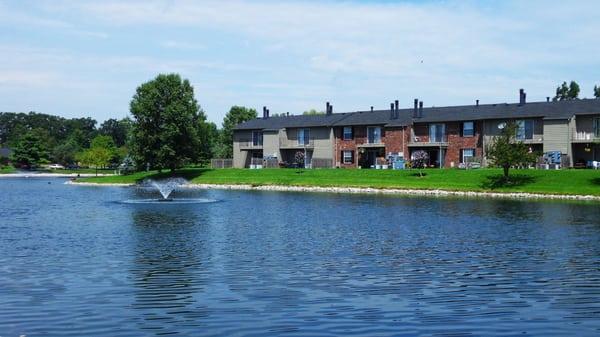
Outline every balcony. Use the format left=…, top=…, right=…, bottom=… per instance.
left=357, top=140, right=385, bottom=148
left=408, top=135, right=448, bottom=147
left=572, top=132, right=600, bottom=143
left=279, top=137, right=315, bottom=149
left=239, top=140, right=263, bottom=150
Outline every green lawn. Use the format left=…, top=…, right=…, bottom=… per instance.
left=77, top=168, right=600, bottom=196
left=0, top=165, right=16, bottom=174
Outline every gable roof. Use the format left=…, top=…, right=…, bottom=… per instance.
left=234, top=99, right=600, bottom=130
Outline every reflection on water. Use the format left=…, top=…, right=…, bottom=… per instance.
left=1, top=179, right=600, bottom=336
left=129, top=210, right=210, bottom=334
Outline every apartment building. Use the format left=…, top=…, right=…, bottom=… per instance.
left=233, top=91, right=600, bottom=169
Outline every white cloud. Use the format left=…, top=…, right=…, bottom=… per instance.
left=1, top=0, right=600, bottom=122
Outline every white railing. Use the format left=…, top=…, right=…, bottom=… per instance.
left=572, top=132, right=599, bottom=141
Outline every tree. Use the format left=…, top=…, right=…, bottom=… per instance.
left=129, top=73, right=202, bottom=171
left=99, top=118, right=132, bottom=147
left=10, top=130, right=50, bottom=168
left=52, top=139, right=81, bottom=166
left=197, top=114, right=219, bottom=165
left=553, top=81, right=580, bottom=101
left=78, top=147, right=112, bottom=176
left=90, top=135, right=122, bottom=165
left=302, top=109, right=325, bottom=115
left=220, top=106, right=257, bottom=158
left=485, top=122, right=537, bottom=179
left=594, top=85, right=600, bottom=98
left=411, top=150, right=429, bottom=177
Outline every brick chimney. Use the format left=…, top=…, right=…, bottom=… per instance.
left=370, top=106, right=374, bottom=112
left=390, top=103, right=395, bottom=119
left=263, top=106, right=269, bottom=118
left=326, top=102, right=331, bottom=115
left=476, top=99, right=479, bottom=106
left=419, top=101, right=423, bottom=118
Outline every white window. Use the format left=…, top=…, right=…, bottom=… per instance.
left=252, top=131, right=263, bottom=146
left=343, top=150, right=353, bottom=164
left=343, top=126, right=353, bottom=140
left=594, top=117, right=600, bottom=138
left=462, top=148, right=475, bottom=163
left=429, top=124, right=446, bottom=142
left=462, top=121, right=474, bottom=137
left=367, top=127, right=381, bottom=144
left=516, top=120, right=534, bottom=140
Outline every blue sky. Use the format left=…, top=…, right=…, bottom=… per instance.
left=1, top=0, right=599, bottom=125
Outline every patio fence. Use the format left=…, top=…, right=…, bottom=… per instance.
left=211, top=158, right=233, bottom=169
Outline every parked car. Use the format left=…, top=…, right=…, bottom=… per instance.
left=47, top=164, right=65, bottom=170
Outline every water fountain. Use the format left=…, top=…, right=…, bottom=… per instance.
left=121, top=177, right=218, bottom=204
left=148, top=177, right=188, bottom=201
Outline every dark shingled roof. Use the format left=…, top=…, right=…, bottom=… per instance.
left=234, top=99, right=600, bottom=130
left=234, top=112, right=352, bottom=130
left=408, top=99, right=600, bottom=123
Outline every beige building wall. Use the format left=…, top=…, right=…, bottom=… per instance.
left=233, top=130, right=252, bottom=168
left=281, top=127, right=335, bottom=167
left=262, top=130, right=280, bottom=159
left=543, top=119, right=570, bottom=154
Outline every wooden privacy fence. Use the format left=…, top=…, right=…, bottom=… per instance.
left=211, top=158, right=233, bottom=169
left=311, top=158, right=333, bottom=168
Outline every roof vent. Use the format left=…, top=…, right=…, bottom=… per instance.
left=390, top=103, right=395, bottom=119
left=370, top=106, right=374, bottom=112
left=263, top=106, right=269, bottom=119
left=546, top=97, right=550, bottom=102
left=419, top=101, right=424, bottom=118
left=476, top=99, right=479, bottom=107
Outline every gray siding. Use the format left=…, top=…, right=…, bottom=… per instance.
left=543, top=119, right=570, bottom=154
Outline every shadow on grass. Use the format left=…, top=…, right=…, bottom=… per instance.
left=134, top=168, right=212, bottom=184
left=409, top=172, right=427, bottom=177
left=481, top=174, right=536, bottom=190
left=592, top=177, right=600, bottom=186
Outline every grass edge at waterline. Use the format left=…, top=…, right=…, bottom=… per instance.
left=74, top=168, right=600, bottom=197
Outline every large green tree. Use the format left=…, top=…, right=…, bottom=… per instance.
left=553, top=81, right=580, bottom=101
left=129, top=73, right=202, bottom=171
left=99, top=118, right=132, bottom=147
left=485, top=122, right=537, bottom=179
left=10, top=130, right=50, bottom=168
left=220, top=106, right=257, bottom=158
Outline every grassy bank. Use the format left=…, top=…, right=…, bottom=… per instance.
left=77, top=168, right=600, bottom=196
left=0, top=165, right=16, bottom=174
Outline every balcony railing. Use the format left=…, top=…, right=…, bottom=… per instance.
left=409, top=135, right=448, bottom=145
left=572, top=132, right=600, bottom=142
left=279, top=137, right=315, bottom=148
left=239, top=140, right=263, bottom=149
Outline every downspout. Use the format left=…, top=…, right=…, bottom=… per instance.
left=482, top=120, right=486, bottom=167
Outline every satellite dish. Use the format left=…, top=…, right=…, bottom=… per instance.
left=498, top=122, right=506, bottom=129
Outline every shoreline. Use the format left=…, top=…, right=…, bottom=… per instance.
left=0, top=173, right=115, bottom=178
left=66, top=181, right=600, bottom=201
left=1, top=173, right=115, bottom=178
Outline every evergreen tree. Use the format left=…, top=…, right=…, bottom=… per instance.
left=10, top=130, right=50, bottom=168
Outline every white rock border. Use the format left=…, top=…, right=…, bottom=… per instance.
left=67, top=181, right=600, bottom=201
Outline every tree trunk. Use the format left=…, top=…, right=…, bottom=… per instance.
left=503, top=165, right=509, bottom=179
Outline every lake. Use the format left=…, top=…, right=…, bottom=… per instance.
left=1, top=178, right=600, bottom=336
